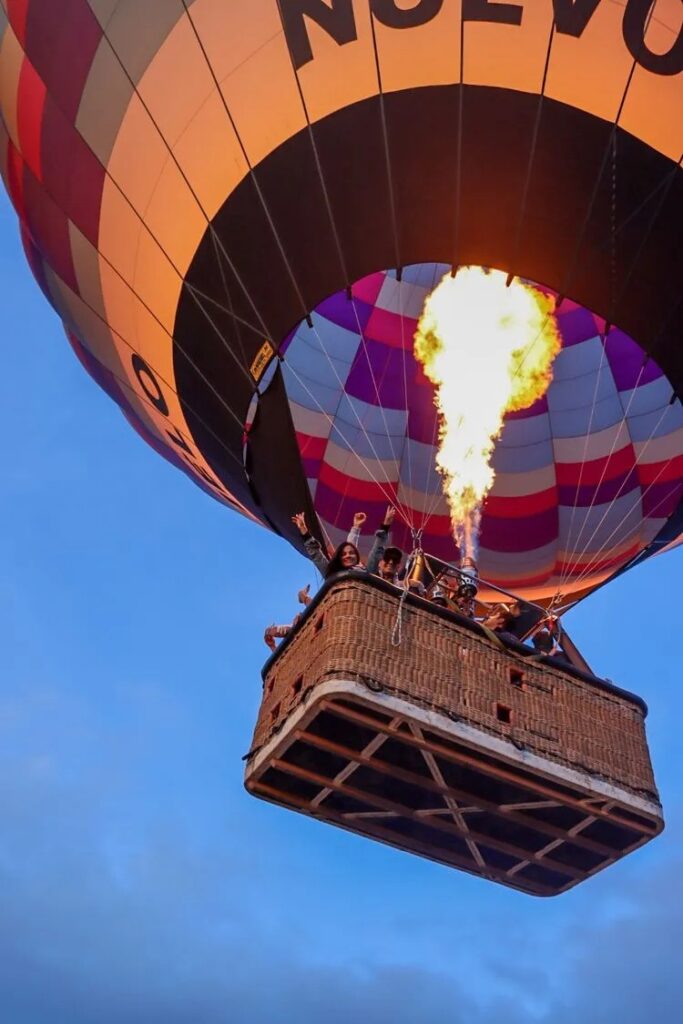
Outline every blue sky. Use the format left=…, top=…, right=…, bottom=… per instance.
left=1, top=188, right=681, bottom=1023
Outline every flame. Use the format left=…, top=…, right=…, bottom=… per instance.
left=414, top=267, right=561, bottom=560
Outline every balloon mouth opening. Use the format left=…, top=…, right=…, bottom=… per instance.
left=273, top=262, right=681, bottom=602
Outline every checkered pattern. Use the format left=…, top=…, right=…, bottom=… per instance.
left=282, top=264, right=683, bottom=599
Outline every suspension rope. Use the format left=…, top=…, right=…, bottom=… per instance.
left=559, top=354, right=654, bottom=589
left=180, top=0, right=316, bottom=334
left=0, top=109, right=264, bottom=465
left=568, top=455, right=681, bottom=598
left=557, top=4, right=657, bottom=317
left=612, top=151, right=683, bottom=316
left=347, top=292, right=405, bottom=497
left=0, top=3, right=276, bottom=434
left=296, top=304, right=416, bottom=527
left=368, top=3, right=402, bottom=275
left=391, top=584, right=410, bottom=647
left=395, top=270, right=417, bottom=531
left=610, top=131, right=618, bottom=321
left=417, top=263, right=448, bottom=531
left=557, top=329, right=613, bottom=590
left=184, top=0, right=417, bottom=532
left=48, top=299, right=257, bottom=508
left=367, top=4, right=415, bottom=530
left=508, top=19, right=556, bottom=273
left=565, top=398, right=680, bottom=593
left=282, top=354, right=410, bottom=522
left=273, top=0, right=350, bottom=288
left=452, top=16, right=466, bottom=268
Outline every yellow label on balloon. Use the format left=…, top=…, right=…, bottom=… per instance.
left=251, top=341, right=275, bottom=383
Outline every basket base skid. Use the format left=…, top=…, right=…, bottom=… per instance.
left=245, top=680, right=663, bottom=896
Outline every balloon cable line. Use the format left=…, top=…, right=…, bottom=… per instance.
left=611, top=151, right=683, bottom=322
left=507, top=19, right=556, bottom=275
left=273, top=0, right=350, bottom=288
left=282, top=352, right=412, bottom=524
left=0, top=79, right=267, bottom=506
left=368, top=2, right=402, bottom=277
left=0, top=115, right=261, bottom=464
left=558, top=330, right=611, bottom=589
left=0, top=4, right=267, bottom=409
left=347, top=292, right=407, bottom=503
left=4, top=0, right=415, bottom=536
left=508, top=135, right=683, bottom=393
left=368, top=4, right=416, bottom=529
left=293, top=316, right=415, bottom=526
left=567, top=455, right=681, bottom=601
left=556, top=2, right=656, bottom=322
left=508, top=3, right=660, bottom=396
left=271, top=0, right=413, bottom=527
left=395, top=271, right=417, bottom=532
left=563, top=397, right=680, bottom=594
left=96, top=19, right=277, bottom=350
left=452, top=14, right=466, bottom=268
left=179, top=0, right=316, bottom=337
left=416, top=262, right=449, bottom=531
left=558, top=345, right=652, bottom=588
left=208, top=230, right=250, bottom=371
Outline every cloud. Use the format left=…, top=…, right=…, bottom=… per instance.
left=2, top=680, right=682, bottom=1024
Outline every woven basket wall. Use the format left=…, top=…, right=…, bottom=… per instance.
left=253, top=578, right=657, bottom=800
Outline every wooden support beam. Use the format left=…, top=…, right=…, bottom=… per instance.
left=248, top=778, right=557, bottom=897
left=271, top=757, right=583, bottom=881
left=295, top=724, right=615, bottom=859
left=323, top=698, right=657, bottom=838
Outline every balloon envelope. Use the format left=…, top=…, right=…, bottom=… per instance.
left=1, top=0, right=682, bottom=600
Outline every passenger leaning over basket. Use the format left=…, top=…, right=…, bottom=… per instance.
left=292, top=510, right=364, bottom=577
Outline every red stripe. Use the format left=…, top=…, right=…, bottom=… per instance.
left=296, top=431, right=327, bottom=460
left=17, top=58, right=45, bottom=181
left=483, top=487, right=557, bottom=519
left=637, top=453, right=683, bottom=486
left=495, top=568, right=556, bottom=590
left=319, top=460, right=395, bottom=502
left=7, top=0, right=29, bottom=45
left=556, top=540, right=640, bottom=578
left=555, top=444, right=634, bottom=487
left=364, top=306, right=417, bottom=349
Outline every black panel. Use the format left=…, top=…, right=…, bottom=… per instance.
left=174, top=84, right=683, bottom=519
left=246, top=365, right=323, bottom=547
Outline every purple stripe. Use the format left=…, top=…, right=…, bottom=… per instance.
left=302, top=457, right=322, bottom=478
left=345, top=339, right=413, bottom=409
left=556, top=306, right=601, bottom=346
left=605, top=329, right=663, bottom=391
left=557, top=472, right=640, bottom=507
left=407, top=380, right=440, bottom=444
left=316, top=291, right=373, bottom=334
left=480, top=506, right=558, bottom=552
left=641, top=480, right=683, bottom=519
left=506, top=397, right=549, bottom=420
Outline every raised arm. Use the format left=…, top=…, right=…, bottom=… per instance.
left=347, top=511, right=366, bottom=549
left=366, top=506, right=396, bottom=575
left=292, top=512, right=329, bottom=575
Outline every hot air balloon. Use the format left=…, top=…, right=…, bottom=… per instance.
left=2, top=0, right=680, bottom=894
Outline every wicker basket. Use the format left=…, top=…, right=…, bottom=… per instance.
left=245, top=574, right=663, bottom=896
